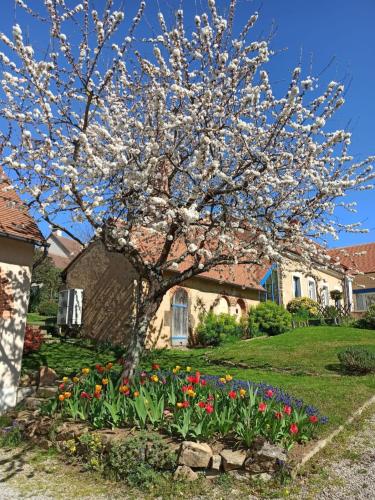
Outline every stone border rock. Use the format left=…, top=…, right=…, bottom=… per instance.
left=291, top=393, right=375, bottom=477
left=176, top=439, right=287, bottom=481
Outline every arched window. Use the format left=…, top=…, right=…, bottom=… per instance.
left=213, top=295, right=230, bottom=315
left=235, top=299, right=246, bottom=319
left=171, top=288, right=189, bottom=346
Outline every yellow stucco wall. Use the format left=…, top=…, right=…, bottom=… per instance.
left=148, top=276, right=260, bottom=348
left=0, top=236, right=34, bottom=413
left=280, top=258, right=344, bottom=307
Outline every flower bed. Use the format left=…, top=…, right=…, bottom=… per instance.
left=44, top=362, right=326, bottom=450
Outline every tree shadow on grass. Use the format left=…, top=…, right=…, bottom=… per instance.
left=325, top=363, right=370, bottom=376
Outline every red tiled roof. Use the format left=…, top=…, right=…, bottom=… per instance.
left=328, top=242, right=375, bottom=274
left=0, top=168, right=44, bottom=244
left=47, top=232, right=83, bottom=269
left=51, top=233, right=82, bottom=256
left=49, top=253, right=72, bottom=270
left=128, top=227, right=269, bottom=291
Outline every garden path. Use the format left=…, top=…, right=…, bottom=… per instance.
left=296, top=406, right=375, bottom=499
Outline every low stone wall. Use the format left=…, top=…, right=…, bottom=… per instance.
left=175, top=439, right=287, bottom=481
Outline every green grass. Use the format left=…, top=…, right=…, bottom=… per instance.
left=22, top=340, right=117, bottom=376
left=21, top=326, right=375, bottom=435
left=27, top=313, right=53, bottom=326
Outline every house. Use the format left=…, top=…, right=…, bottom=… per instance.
left=62, top=237, right=349, bottom=349
left=0, top=168, right=45, bottom=413
left=46, top=230, right=82, bottom=270
left=328, top=242, right=375, bottom=313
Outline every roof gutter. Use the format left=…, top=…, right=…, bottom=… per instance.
left=0, top=230, right=48, bottom=248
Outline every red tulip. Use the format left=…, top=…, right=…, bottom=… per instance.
left=198, top=401, right=206, bottom=408
left=290, top=423, right=298, bottom=434
left=205, top=404, right=214, bottom=414
left=274, top=411, right=282, bottom=420
left=228, top=390, right=237, bottom=399
left=258, top=402, right=267, bottom=412
left=283, top=405, right=292, bottom=416
left=265, top=389, right=274, bottom=398
left=309, top=415, right=318, bottom=423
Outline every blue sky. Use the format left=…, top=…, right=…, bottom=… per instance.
left=1, top=0, right=374, bottom=247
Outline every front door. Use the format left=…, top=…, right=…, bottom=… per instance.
left=171, top=288, right=188, bottom=346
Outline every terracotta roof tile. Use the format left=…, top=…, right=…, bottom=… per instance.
left=0, top=168, right=44, bottom=244
left=51, top=233, right=82, bottom=256
left=328, top=242, right=375, bottom=274
left=49, top=253, right=72, bottom=270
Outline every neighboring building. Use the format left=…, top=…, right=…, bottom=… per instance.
left=46, top=230, right=82, bottom=269
left=329, top=242, right=375, bottom=313
left=62, top=239, right=348, bottom=349
left=0, top=168, right=45, bottom=413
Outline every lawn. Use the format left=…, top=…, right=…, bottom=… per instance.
left=27, top=313, right=50, bottom=326
left=22, top=326, right=375, bottom=434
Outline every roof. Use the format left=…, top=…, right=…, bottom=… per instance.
left=49, top=254, right=73, bottom=270
left=65, top=227, right=269, bottom=291
left=49, top=232, right=82, bottom=256
left=328, top=242, right=375, bottom=274
left=0, top=168, right=44, bottom=245
left=47, top=231, right=83, bottom=269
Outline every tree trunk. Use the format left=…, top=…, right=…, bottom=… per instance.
left=121, top=293, right=164, bottom=380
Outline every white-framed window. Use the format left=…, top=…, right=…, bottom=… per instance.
left=355, top=292, right=375, bottom=311
left=321, top=285, right=329, bottom=306
left=293, top=276, right=301, bottom=298
left=308, top=280, right=317, bottom=301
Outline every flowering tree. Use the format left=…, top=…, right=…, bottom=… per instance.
left=0, top=0, right=373, bottom=375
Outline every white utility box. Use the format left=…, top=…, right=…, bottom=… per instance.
left=57, top=288, right=83, bottom=326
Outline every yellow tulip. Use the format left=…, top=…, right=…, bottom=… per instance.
left=72, top=377, right=79, bottom=384
left=81, top=368, right=90, bottom=375
left=239, top=388, right=246, bottom=398
left=95, top=385, right=102, bottom=393
left=133, top=391, right=140, bottom=397
left=102, top=378, right=109, bottom=385
left=58, top=394, right=65, bottom=401
left=176, top=402, right=183, bottom=408
left=186, top=366, right=192, bottom=372
left=225, top=374, right=233, bottom=382
left=150, top=374, right=159, bottom=383
left=64, top=391, right=71, bottom=399
left=62, top=377, right=69, bottom=383
left=219, top=377, right=226, bottom=384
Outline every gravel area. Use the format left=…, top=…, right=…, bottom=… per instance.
left=298, top=410, right=375, bottom=500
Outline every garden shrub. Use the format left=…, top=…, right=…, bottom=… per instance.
left=338, top=347, right=375, bottom=374
left=287, top=297, right=319, bottom=317
left=196, top=312, right=243, bottom=346
left=356, top=304, right=375, bottom=329
left=323, top=305, right=339, bottom=322
left=38, top=300, right=58, bottom=317
left=106, top=433, right=176, bottom=487
left=330, top=289, right=343, bottom=303
left=249, top=301, right=292, bottom=336
left=23, top=325, right=44, bottom=355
